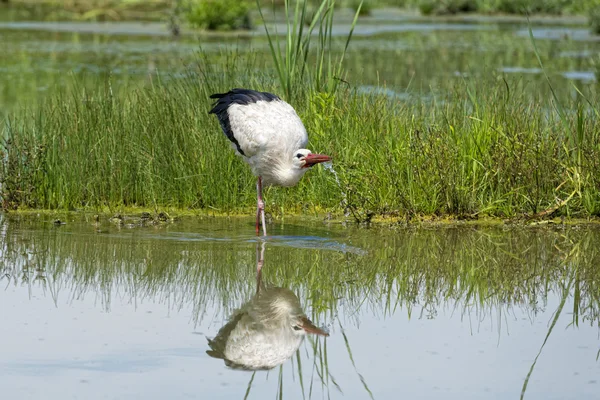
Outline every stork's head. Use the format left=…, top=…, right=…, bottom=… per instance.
left=269, top=149, right=331, bottom=187
left=290, top=315, right=330, bottom=337
left=292, top=149, right=332, bottom=170
left=266, top=288, right=330, bottom=337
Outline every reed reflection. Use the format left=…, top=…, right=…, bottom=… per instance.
left=206, top=241, right=329, bottom=370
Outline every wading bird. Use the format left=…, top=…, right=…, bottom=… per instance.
left=206, top=285, right=329, bottom=370
left=206, top=243, right=328, bottom=370
left=209, top=89, right=331, bottom=236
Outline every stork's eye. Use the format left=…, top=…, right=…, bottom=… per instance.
left=292, top=325, right=302, bottom=331
left=296, top=153, right=304, bottom=158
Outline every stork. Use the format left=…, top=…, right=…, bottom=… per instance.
left=206, top=285, right=329, bottom=370
left=209, top=88, right=331, bottom=236
left=206, top=242, right=329, bottom=370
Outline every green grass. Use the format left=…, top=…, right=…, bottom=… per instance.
left=4, top=0, right=600, bottom=37
left=258, top=0, right=362, bottom=100
left=2, top=63, right=600, bottom=219
left=394, top=0, right=600, bottom=16
left=185, top=0, right=253, bottom=31
left=591, top=6, right=600, bottom=34
left=0, top=0, right=171, bottom=21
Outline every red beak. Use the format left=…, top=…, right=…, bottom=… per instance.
left=303, top=153, right=332, bottom=168
left=300, top=316, right=330, bottom=336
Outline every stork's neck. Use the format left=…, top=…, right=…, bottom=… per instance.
left=270, top=165, right=307, bottom=187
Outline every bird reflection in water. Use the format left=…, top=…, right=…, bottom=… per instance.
left=206, top=242, right=329, bottom=370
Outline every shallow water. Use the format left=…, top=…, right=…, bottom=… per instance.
left=0, top=214, right=598, bottom=399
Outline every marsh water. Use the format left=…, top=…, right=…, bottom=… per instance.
left=1, top=10, right=600, bottom=119
left=0, top=214, right=599, bottom=399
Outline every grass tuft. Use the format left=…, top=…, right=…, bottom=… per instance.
left=257, top=0, right=362, bottom=101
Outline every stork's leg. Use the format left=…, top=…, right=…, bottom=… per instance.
left=256, top=178, right=261, bottom=235
left=256, top=241, right=265, bottom=295
left=256, top=176, right=267, bottom=236
left=261, top=205, right=267, bottom=237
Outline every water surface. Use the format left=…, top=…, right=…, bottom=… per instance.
left=1, top=215, right=598, bottom=399
left=1, top=15, right=599, bottom=118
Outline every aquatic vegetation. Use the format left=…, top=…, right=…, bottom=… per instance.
left=1, top=1, right=599, bottom=220
left=495, top=0, right=568, bottom=15
left=416, top=0, right=436, bottom=15
left=409, top=0, right=599, bottom=16
left=418, top=0, right=479, bottom=16
left=350, top=0, right=373, bottom=15
left=0, top=0, right=170, bottom=21
left=4, top=0, right=599, bottom=24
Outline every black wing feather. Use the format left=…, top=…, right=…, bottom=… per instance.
left=208, top=89, right=280, bottom=156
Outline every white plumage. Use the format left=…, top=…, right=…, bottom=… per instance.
left=227, top=99, right=308, bottom=186
left=206, top=285, right=328, bottom=370
left=209, top=89, right=331, bottom=235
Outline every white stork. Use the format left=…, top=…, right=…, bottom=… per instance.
left=209, top=88, right=331, bottom=236
left=206, top=285, right=329, bottom=370
left=206, top=242, right=328, bottom=370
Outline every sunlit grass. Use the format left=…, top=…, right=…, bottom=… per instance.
left=2, top=65, right=599, bottom=219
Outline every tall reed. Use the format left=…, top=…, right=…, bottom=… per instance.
left=257, top=0, right=362, bottom=100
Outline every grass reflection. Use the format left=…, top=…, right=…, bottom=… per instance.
left=1, top=216, right=599, bottom=329
left=0, top=215, right=599, bottom=397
